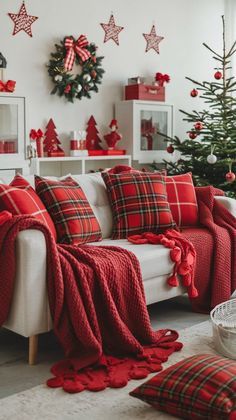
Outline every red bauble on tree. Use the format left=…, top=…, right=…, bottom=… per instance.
left=167, top=145, right=174, bottom=153
left=43, top=119, right=65, bottom=157
left=188, top=131, right=197, bottom=139
left=194, top=121, right=203, bottom=130
left=190, top=89, right=198, bottom=97
left=86, top=116, right=103, bottom=150
left=225, top=171, right=236, bottom=183
left=214, top=71, right=222, bottom=80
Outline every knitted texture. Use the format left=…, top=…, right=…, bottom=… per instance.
left=0, top=214, right=182, bottom=393
left=185, top=186, right=236, bottom=312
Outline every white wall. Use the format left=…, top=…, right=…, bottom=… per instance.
left=0, top=0, right=225, bottom=155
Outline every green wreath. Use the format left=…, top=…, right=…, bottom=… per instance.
left=47, top=35, right=105, bottom=103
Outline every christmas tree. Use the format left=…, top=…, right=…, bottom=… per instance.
left=159, top=16, right=236, bottom=197
left=86, top=115, right=102, bottom=150
left=44, top=118, right=65, bottom=156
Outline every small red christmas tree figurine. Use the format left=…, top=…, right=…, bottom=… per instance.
left=43, top=118, right=65, bottom=157
left=86, top=115, right=103, bottom=150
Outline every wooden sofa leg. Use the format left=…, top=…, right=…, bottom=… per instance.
left=29, top=335, right=38, bottom=365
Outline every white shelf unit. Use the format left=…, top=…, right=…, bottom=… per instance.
left=30, top=155, right=132, bottom=176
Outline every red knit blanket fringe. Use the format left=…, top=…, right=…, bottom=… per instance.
left=0, top=212, right=182, bottom=394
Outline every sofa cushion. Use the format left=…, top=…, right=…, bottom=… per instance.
left=102, top=171, right=175, bottom=239
left=130, top=354, right=236, bottom=419
left=35, top=175, right=102, bottom=244
left=0, top=174, right=57, bottom=239
left=166, top=173, right=198, bottom=226
left=87, top=238, right=174, bottom=280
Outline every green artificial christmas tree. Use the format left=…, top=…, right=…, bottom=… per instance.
left=157, top=16, right=236, bottom=197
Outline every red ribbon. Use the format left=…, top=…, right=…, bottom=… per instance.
left=0, top=80, right=16, bottom=92
left=155, top=72, right=170, bottom=87
left=64, top=35, right=91, bottom=71
left=30, top=129, right=44, bottom=140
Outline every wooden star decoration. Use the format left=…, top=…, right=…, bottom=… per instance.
left=143, top=25, right=164, bottom=54
left=8, top=1, right=38, bottom=37
left=100, top=14, right=124, bottom=45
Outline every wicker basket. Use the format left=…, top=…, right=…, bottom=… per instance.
left=210, top=298, right=236, bottom=359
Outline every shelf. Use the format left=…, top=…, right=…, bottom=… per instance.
left=30, top=155, right=132, bottom=176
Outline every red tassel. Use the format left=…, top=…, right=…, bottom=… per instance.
left=182, top=274, right=191, bottom=287
left=178, top=261, right=190, bottom=275
left=167, top=274, right=179, bottom=287
left=47, top=376, right=64, bottom=388
left=189, top=285, right=198, bottom=298
left=170, top=247, right=181, bottom=262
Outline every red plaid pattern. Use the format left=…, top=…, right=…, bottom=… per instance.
left=35, top=176, right=102, bottom=245
left=130, top=354, right=236, bottom=419
left=102, top=171, right=175, bottom=239
left=0, top=174, right=57, bottom=239
left=165, top=173, right=198, bottom=226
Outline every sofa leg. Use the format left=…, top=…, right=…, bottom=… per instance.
left=29, top=335, right=38, bottom=365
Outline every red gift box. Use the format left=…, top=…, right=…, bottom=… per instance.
left=125, top=84, right=165, bottom=101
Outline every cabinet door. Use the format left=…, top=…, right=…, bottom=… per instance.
left=133, top=102, right=173, bottom=163
left=0, top=96, right=26, bottom=169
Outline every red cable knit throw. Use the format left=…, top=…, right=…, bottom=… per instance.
left=0, top=215, right=182, bottom=394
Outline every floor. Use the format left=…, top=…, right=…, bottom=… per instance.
left=0, top=295, right=208, bottom=400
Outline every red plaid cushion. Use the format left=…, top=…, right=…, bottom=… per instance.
left=102, top=171, right=175, bottom=239
left=0, top=174, right=57, bottom=239
left=35, top=176, right=102, bottom=244
left=130, top=354, right=236, bottom=419
left=165, top=173, right=198, bottom=226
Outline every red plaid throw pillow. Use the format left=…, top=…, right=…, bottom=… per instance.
left=165, top=173, right=198, bottom=226
left=102, top=171, right=175, bottom=239
left=130, top=354, right=236, bottom=419
left=0, top=174, right=57, bottom=239
left=35, top=176, right=102, bottom=244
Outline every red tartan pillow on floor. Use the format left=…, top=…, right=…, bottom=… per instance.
left=101, top=171, right=175, bottom=239
left=165, top=173, right=198, bottom=226
left=35, top=176, right=102, bottom=244
left=0, top=174, right=57, bottom=239
left=130, top=354, right=236, bottom=420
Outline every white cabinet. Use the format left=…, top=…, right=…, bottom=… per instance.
left=115, top=100, right=174, bottom=163
left=30, top=155, right=132, bottom=176
left=0, top=95, right=26, bottom=172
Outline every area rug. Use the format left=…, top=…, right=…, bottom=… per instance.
left=0, top=321, right=218, bottom=420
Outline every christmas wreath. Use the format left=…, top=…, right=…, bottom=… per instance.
left=47, top=35, right=105, bottom=102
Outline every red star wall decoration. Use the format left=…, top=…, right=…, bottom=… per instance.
left=143, top=25, right=164, bottom=54
left=100, top=14, right=124, bottom=45
left=8, top=1, right=38, bottom=37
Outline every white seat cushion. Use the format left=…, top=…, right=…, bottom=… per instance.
left=87, top=238, right=174, bottom=280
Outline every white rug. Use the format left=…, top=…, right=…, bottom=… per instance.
left=0, top=321, right=217, bottom=420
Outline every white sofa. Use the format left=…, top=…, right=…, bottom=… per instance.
left=1, top=172, right=236, bottom=364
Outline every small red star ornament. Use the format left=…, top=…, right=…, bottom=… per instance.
left=143, top=25, right=164, bottom=54
left=100, top=14, right=124, bottom=45
left=8, top=1, right=38, bottom=37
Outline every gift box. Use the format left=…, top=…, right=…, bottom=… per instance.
left=125, top=84, right=165, bottom=101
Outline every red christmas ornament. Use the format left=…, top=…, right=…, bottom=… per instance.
left=64, top=85, right=71, bottom=94
left=100, top=14, right=124, bottom=45
left=86, top=116, right=103, bottom=150
left=8, top=2, right=38, bottom=37
left=225, top=171, right=236, bottom=183
left=194, top=121, right=203, bottom=130
left=43, top=119, right=65, bottom=157
left=188, top=131, right=197, bottom=140
left=214, top=71, right=222, bottom=80
left=143, top=25, right=164, bottom=54
left=190, top=89, right=198, bottom=97
left=104, top=119, right=122, bottom=150
left=167, top=145, right=174, bottom=153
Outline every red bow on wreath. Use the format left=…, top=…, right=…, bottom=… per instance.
left=30, top=129, right=44, bottom=140
left=0, top=80, right=16, bottom=93
left=155, top=72, right=170, bottom=87
left=64, top=35, right=91, bottom=71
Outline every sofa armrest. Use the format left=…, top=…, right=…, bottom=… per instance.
left=3, top=229, right=52, bottom=337
left=215, top=196, right=236, bottom=217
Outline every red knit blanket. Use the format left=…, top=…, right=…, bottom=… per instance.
left=189, top=186, right=236, bottom=312
left=0, top=212, right=182, bottom=393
